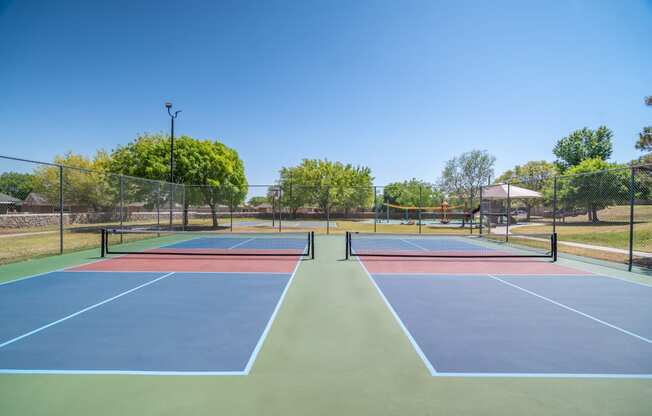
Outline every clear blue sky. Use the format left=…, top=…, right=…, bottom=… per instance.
left=1, top=0, right=651, bottom=185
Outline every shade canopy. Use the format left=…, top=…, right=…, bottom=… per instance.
left=481, top=184, right=542, bottom=200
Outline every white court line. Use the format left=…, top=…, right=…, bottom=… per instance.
left=242, top=259, right=302, bottom=374
left=0, top=272, right=175, bottom=349
left=64, top=269, right=293, bottom=275
left=0, top=369, right=247, bottom=376
left=227, top=237, right=257, bottom=250
left=0, top=251, right=134, bottom=287
left=431, top=372, right=652, bottom=379
left=488, top=274, right=652, bottom=344
left=356, top=257, right=438, bottom=375
left=400, top=239, right=429, bottom=251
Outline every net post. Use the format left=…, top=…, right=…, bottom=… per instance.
left=100, top=229, right=105, bottom=258
left=345, top=231, right=349, bottom=260
left=628, top=166, right=635, bottom=271
left=59, top=165, right=64, bottom=254
left=311, top=231, right=315, bottom=259
left=506, top=183, right=510, bottom=243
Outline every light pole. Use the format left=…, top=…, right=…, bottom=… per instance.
left=165, top=102, right=182, bottom=184
left=165, top=102, right=181, bottom=228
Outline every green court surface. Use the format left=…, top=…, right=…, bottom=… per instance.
left=1, top=235, right=651, bottom=415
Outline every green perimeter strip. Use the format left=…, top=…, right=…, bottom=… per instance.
left=1, top=235, right=651, bottom=415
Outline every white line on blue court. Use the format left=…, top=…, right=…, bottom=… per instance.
left=0, top=369, right=248, bottom=376
left=0, top=252, right=133, bottom=287
left=488, top=274, right=652, bottom=344
left=242, top=259, right=302, bottom=374
left=400, top=239, right=429, bottom=251
left=357, top=258, right=438, bottom=375
left=0, top=272, right=176, bottom=349
left=228, top=237, right=257, bottom=250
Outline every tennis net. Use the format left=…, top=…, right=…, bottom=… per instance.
left=101, top=229, right=314, bottom=258
left=346, top=232, right=556, bottom=260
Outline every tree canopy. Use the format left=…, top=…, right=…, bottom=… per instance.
left=557, top=158, right=628, bottom=223
left=32, top=151, right=114, bottom=211
left=109, top=133, right=247, bottom=226
left=440, top=150, right=495, bottom=205
left=275, top=159, right=373, bottom=216
left=553, top=126, right=613, bottom=172
left=382, top=179, right=442, bottom=207
left=635, top=96, right=652, bottom=152
left=0, top=172, right=36, bottom=200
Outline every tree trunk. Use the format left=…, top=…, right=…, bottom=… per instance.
left=591, top=204, right=599, bottom=223
left=208, top=203, right=219, bottom=227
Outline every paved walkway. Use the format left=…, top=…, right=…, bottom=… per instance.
left=491, top=224, right=652, bottom=259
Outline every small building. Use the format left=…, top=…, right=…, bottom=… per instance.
left=21, top=192, right=56, bottom=213
left=0, top=193, right=21, bottom=214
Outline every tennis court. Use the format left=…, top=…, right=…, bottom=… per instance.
left=0, top=231, right=313, bottom=374
left=348, top=232, right=652, bottom=378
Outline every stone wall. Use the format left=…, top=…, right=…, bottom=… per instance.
left=0, top=213, right=117, bottom=229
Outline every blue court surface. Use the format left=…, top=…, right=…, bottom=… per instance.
left=162, top=236, right=309, bottom=250
left=369, top=273, right=652, bottom=378
left=351, top=237, right=488, bottom=252
left=0, top=270, right=295, bottom=374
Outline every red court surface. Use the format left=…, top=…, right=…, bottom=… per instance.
left=360, top=257, right=591, bottom=275
left=71, top=254, right=302, bottom=273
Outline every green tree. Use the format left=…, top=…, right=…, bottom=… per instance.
left=383, top=179, right=442, bottom=207
left=0, top=172, right=36, bottom=200
left=496, top=161, right=557, bottom=220
left=634, top=96, right=652, bottom=152
left=109, top=133, right=247, bottom=227
left=558, top=158, right=629, bottom=223
left=32, top=152, right=115, bottom=211
left=275, top=159, right=373, bottom=217
left=248, top=196, right=270, bottom=207
left=553, top=126, right=613, bottom=172
left=440, top=150, right=495, bottom=207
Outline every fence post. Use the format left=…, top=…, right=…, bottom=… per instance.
left=418, top=185, right=422, bottom=234
left=552, top=176, right=557, bottom=235
left=119, top=174, right=124, bottom=243
left=326, top=186, right=330, bottom=235
left=479, top=186, right=483, bottom=235
left=506, top=183, right=510, bottom=242
left=169, top=182, right=174, bottom=228
left=373, top=186, right=377, bottom=233
left=59, top=165, right=64, bottom=254
left=181, top=185, right=186, bottom=231
left=628, top=166, right=635, bottom=271
left=279, top=188, right=283, bottom=233
left=156, top=182, right=161, bottom=230
left=230, top=189, right=234, bottom=232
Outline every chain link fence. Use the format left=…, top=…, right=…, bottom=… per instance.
left=2, top=154, right=652, bottom=271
